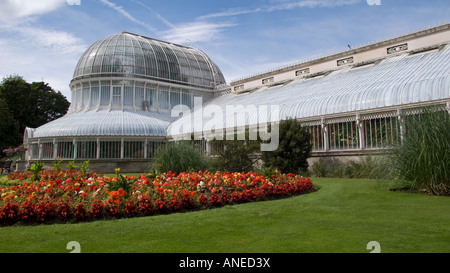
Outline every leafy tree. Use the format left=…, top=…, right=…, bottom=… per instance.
left=29, top=81, right=70, bottom=127
left=262, top=119, right=312, bottom=174
left=0, top=98, right=20, bottom=158
left=0, top=75, right=69, bottom=150
left=0, top=75, right=32, bottom=135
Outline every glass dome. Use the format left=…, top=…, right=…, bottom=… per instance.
left=31, top=32, right=230, bottom=139
left=72, top=32, right=226, bottom=88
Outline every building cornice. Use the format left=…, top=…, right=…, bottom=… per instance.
left=230, top=23, right=450, bottom=88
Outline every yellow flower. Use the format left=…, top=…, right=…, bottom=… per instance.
left=115, top=168, right=121, bottom=174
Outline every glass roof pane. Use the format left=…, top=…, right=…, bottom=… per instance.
left=73, top=32, right=225, bottom=88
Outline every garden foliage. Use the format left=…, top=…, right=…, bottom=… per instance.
left=262, top=119, right=312, bottom=174
left=0, top=169, right=313, bottom=225
left=390, top=107, right=450, bottom=195
left=310, top=156, right=393, bottom=180
left=151, top=141, right=208, bottom=174
left=0, top=75, right=69, bottom=154
left=210, top=132, right=260, bottom=173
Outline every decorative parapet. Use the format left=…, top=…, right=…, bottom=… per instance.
left=387, top=43, right=408, bottom=54
left=230, top=22, right=449, bottom=90
left=337, top=57, right=354, bottom=66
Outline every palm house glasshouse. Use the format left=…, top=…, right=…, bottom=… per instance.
left=24, top=32, right=227, bottom=171
left=24, top=23, right=450, bottom=172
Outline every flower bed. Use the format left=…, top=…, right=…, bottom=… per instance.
left=0, top=169, right=313, bottom=225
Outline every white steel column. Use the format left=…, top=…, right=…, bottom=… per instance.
left=73, top=138, right=77, bottom=159
left=321, top=118, right=329, bottom=152
left=356, top=114, right=365, bottom=150
left=53, top=138, right=57, bottom=160
left=96, top=138, right=100, bottom=159
left=397, top=109, right=404, bottom=144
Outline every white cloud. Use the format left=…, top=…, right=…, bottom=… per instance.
left=266, top=0, right=362, bottom=10
left=197, top=7, right=261, bottom=20
left=0, top=24, right=87, bottom=100
left=161, top=21, right=236, bottom=44
left=198, top=0, right=361, bottom=19
left=0, top=0, right=66, bottom=23
left=0, top=0, right=88, bottom=101
left=0, top=37, right=77, bottom=100
left=99, top=0, right=157, bottom=33
left=13, top=25, right=87, bottom=55
left=131, top=0, right=175, bottom=29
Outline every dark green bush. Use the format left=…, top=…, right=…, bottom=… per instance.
left=210, top=134, right=260, bottom=173
left=262, top=119, right=312, bottom=174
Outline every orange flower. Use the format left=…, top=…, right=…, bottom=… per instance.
left=117, top=188, right=127, bottom=197
left=80, top=191, right=88, bottom=200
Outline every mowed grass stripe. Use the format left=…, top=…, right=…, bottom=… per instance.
left=0, top=178, right=449, bottom=253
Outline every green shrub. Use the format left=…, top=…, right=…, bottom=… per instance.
left=105, top=168, right=137, bottom=194
left=80, top=160, right=90, bottom=177
left=311, top=159, right=327, bottom=177
left=262, top=119, right=312, bottom=174
left=52, top=157, right=63, bottom=172
left=0, top=176, right=23, bottom=186
left=30, top=161, right=45, bottom=181
left=390, top=107, right=450, bottom=195
left=151, top=141, right=208, bottom=174
left=346, top=155, right=393, bottom=180
left=260, top=166, right=278, bottom=177
left=210, top=134, right=260, bottom=173
left=67, top=161, right=78, bottom=171
left=310, top=156, right=392, bottom=179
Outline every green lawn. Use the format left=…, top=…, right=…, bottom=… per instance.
left=0, top=177, right=449, bottom=253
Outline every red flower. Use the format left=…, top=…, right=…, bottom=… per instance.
left=34, top=200, right=56, bottom=223
left=124, top=199, right=137, bottom=217
left=168, top=196, right=181, bottom=212
left=90, top=199, right=104, bottom=219
left=231, top=191, right=240, bottom=203
left=154, top=198, right=165, bottom=211
left=198, top=194, right=208, bottom=207
left=221, top=192, right=230, bottom=204
left=0, top=169, right=313, bottom=225
left=74, top=202, right=87, bottom=222
left=56, top=199, right=72, bottom=220
left=19, top=200, right=36, bottom=222
left=138, top=195, right=153, bottom=215
left=0, top=202, right=20, bottom=225
left=110, top=206, right=120, bottom=217
left=209, top=193, right=221, bottom=207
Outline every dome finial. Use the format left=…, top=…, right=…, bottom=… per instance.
left=123, top=27, right=126, bottom=33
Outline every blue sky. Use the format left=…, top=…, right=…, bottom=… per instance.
left=0, top=0, right=449, bottom=101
